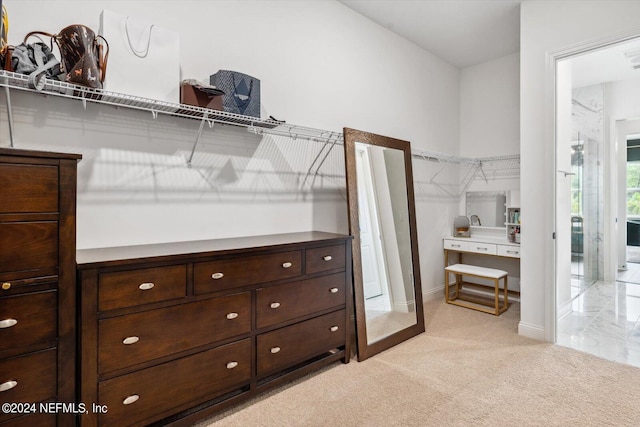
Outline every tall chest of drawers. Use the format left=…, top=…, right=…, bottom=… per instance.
left=0, top=148, right=81, bottom=427
left=76, top=232, right=352, bottom=426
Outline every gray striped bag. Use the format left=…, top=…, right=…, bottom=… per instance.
left=210, top=70, right=260, bottom=118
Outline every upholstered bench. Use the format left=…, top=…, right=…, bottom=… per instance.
left=444, top=263, right=509, bottom=315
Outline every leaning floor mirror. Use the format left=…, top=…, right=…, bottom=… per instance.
left=343, top=128, right=425, bottom=361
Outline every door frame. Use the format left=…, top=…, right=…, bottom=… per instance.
left=547, top=28, right=640, bottom=343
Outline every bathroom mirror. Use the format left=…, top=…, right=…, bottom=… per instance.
left=465, top=191, right=507, bottom=228
left=344, top=128, right=425, bottom=361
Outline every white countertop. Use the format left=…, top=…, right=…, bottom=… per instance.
left=444, top=226, right=519, bottom=247
left=444, top=235, right=519, bottom=246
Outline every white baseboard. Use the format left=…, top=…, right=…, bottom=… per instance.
left=518, top=321, right=545, bottom=341
left=423, top=286, right=444, bottom=302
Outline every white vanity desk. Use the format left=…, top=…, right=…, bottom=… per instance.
left=443, top=227, right=521, bottom=295
left=444, top=226, right=519, bottom=258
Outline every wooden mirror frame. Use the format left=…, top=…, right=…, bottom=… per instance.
left=343, top=128, right=425, bottom=361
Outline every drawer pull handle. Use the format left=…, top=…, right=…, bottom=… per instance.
left=476, top=247, right=488, bottom=251
left=282, top=262, right=293, bottom=269
left=212, top=272, right=224, bottom=280
left=329, top=287, right=339, bottom=294
left=0, top=380, right=17, bottom=392
left=122, top=336, right=139, bottom=345
left=330, top=326, right=339, bottom=332
left=451, top=244, right=461, bottom=248
left=122, top=395, right=139, bottom=405
left=270, top=302, right=281, bottom=309
left=1, top=282, right=10, bottom=290
left=270, top=346, right=281, bottom=354
left=139, top=282, right=155, bottom=291
left=323, top=255, right=333, bottom=261
left=226, top=361, right=239, bottom=369
left=507, top=250, right=519, bottom=254
left=0, top=318, right=17, bottom=329
left=226, top=312, right=239, bottom=320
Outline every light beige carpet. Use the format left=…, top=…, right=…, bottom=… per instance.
left=199, top=299, right=640, bottom=426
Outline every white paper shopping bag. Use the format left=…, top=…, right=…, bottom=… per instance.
left=100, top=9, right=180, bottom=104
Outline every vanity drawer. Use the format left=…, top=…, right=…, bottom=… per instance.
left=256, top=273, right=346, bottom=329
left=194, top=251, right=302, bottom=295
left=497, top=244, right=520, bottom=258
left=0, top=291, right=57, bottom=352
left=305, top=244, right=346, bottom=274
left=0, top=222, right=58, bottom=273
left=444, top=239, right=469, bottom=251
left=99, top=264, right=187, bottom=312
left=98, top=339, right=252, bottom=427
left=99, top=292, right=251, bottom=374
left=257, top=309, right=345, bottom=376
left=467, top=242, right=497, bottom=255
left=0, top=163, right=58, bottom=214
left=0, top=349, right=57, bottom=424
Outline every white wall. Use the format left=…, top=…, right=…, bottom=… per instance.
left=520, top=0, right=640, bottom=341
left=460, top=52, right=520, bottom=158
left=459, top=51, right=520, bottom=236
left=608, top=79, right=640, bottom=272
left=0, top=0, right=460, bottom=301
left=609, top=79, right=640, bottom=118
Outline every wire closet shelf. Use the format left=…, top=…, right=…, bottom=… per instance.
left=412, top=148, right=520, bottom=198
left=0, top=70, right=519, bottom=195
left=0, top=70, right=343, bottom=144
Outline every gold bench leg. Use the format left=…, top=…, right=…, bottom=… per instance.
left=494, top=277, right=499, bottom=315
left=504, top=276, right=509, bottom=310
left=445, top=269, right=451, bottom=301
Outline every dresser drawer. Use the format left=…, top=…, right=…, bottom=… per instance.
left=194, top=251, right=302, bottom=295
left=497, top=244, right=520, bottom=258
left=99, top=265, right=187, bottom=312
left=256, top=273, right=346, bottom=329
left=0, top=222, right=58, bottom=273
left=1, top=412, right=56, bottom=427
left=257, top=310, right=345, bottom=376
left=467, top=242, right=497, bottom=255
left=444, top=239, right=469, bottom=251
left=99, top=292, right=251, bottom=374
left=0, top=163, right=58, bottom=214
left=0, top=291, right=57, bottom=352
left=98, top=339, right=251, bottom=427
left=0, top=349, right=57, bottom=424
left=305, top=244, right=346, bottom=275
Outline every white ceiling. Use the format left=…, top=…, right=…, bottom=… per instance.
left=569, top=39, right=640, bottom=88
left=338, top=0, right=522, bottom=68
left=338, top=0, right=640, bottom=86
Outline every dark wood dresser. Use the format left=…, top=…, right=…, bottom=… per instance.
left=0, top=148, right=81, bottom=427
left=76, top=231, right=352, bottom=426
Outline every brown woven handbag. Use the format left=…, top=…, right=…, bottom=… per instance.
left=27, top=24, right=109, bottom=89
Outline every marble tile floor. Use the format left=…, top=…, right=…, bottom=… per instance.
left=557, top=280, right=640, bottom=368
left=618, top=258, right=640, bottom=284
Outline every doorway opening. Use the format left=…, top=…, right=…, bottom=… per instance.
left=555, top=35, right=640, bottom=367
